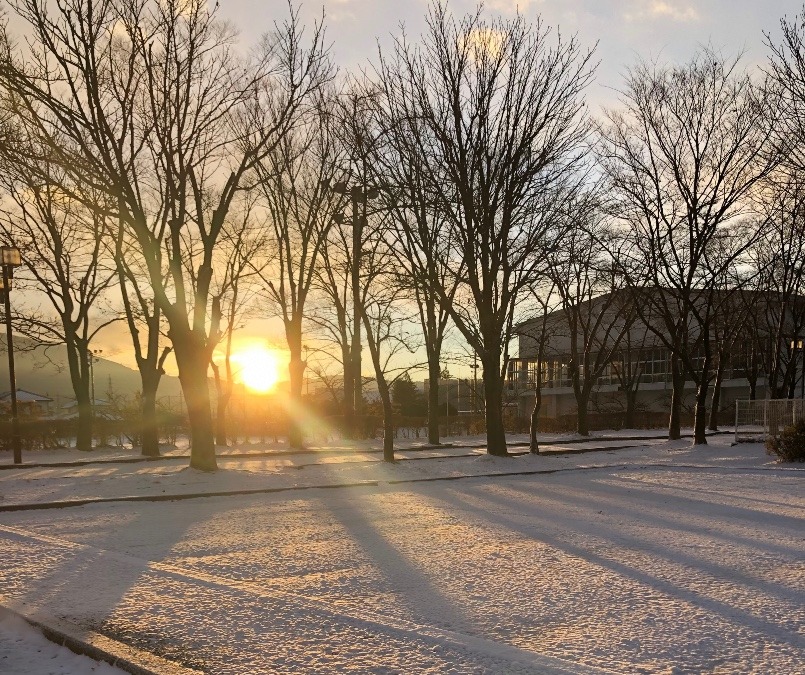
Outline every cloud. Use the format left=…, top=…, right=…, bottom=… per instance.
left=485, top=0, right=542, bottom=13
left=625, top=1, right=700, bottom=22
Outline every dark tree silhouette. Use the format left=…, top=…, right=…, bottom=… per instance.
left=378, top=2, right=596, bottom=455
left=599, top=49, right=778, bottom=443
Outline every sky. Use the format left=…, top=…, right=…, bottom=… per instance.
left=94, top=0, right=804, bottom=382
left=248, top=0, right=803, bottom=111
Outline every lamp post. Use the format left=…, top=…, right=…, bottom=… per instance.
left=0, top=245, right=23, bottom=464
left=326, top=179, right=379, bottom=435
left=471, top=355, right=479, bottom=414
left=88, top=348, right=103, bottom=415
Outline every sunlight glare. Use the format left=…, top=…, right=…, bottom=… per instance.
left=232, top=346, right=281, bottom=393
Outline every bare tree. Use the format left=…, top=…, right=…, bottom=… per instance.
left=210, top=204, right=266, bottom=446
left=112, top=213, right=172, bottom=457
left=514, top=281, right=559, bottom=453
left=0, top=158, right=117, bottom=452
left=360, top=244, right=422, bottom=462
left=310, top=218, right=355, bottom=435
left=547, top=202, right=630, bottom=436
left=378, top=2, right=596, bottom=455
left=372, top=118, right=458, bottom=446
left=609, top=302, right=652, bottom=429
left=599, top=49, right=778, bottom=444
left=0, top=0, right=331, bottom=469
left=255, top=96, right=343, bottom=448
left=746, top=174, right=805, bottom=398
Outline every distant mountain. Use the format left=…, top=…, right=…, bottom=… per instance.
left=0, top=335, right=183, bottom=406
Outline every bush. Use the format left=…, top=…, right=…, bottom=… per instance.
left=766, top=419, right=805, bottom=462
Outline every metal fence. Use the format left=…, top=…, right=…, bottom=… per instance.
left=734, top=398, right=805, bottom=443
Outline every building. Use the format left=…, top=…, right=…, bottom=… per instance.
left=0, top=389, right=53, bottom=416
left=508, top=289, right=805, bottom=423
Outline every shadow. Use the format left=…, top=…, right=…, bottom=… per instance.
left=500, top=479, right=803, bottom=598
left=315, top=488, right=477, bottom=633
left=426, top=479, right=805, bottom=652
left=0, top=477, right=216, bottom=669
left=578, top=466, right=805, bottom=531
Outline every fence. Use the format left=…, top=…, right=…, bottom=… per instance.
left=734, top=398, right=805, bottom=443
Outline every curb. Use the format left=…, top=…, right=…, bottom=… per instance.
left=0, top=431, right=732, bottom=471
left=0, top=602, right=201, bottom=674
left=1, top=455, right=797, bottom=514
left=0, top=479, right=379, bottom=512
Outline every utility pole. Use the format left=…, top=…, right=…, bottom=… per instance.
left=472, top=354, right=479, bottom=414
left=326, top=179, right=379, bottom=438
left=1, top=245, right=22, bottom=464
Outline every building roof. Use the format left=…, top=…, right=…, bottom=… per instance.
left=0, top=389, right=53, bottom=403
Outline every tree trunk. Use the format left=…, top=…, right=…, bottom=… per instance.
left=140, top=373, right=161, bottom=457
left=708, top=360, right=725, bottom=431
left=342, top=343, right=354, bottom=439
left=668, top=353, right=684, bottom=441
left=483, top=365, right=508, bottom=456
left=529, top=392, right=541, bottom=453
left=288, top=348, right=305, bottom=449
left=379, top=380, right=395, bottom=462
left=76, top=398, right=93, bottom=452
left=427, top=358, right=441, bottom=445
left=694, top=379, right=709, bottom=445
left=175, top=339, right=217, bottom=471
left=624, top=387, right=638, bottom=429
left=575, top=389, right=590, bottom=436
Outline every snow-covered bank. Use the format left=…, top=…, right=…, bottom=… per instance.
left=0, top=608, right=124, bottom=674
left=0, top=434, right=786, bottom=510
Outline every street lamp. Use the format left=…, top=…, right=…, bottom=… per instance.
left=471, top=355, right=479, bottom=414
left=88, top=348, right=103, bottom=415
left=324, top=178, right=379, bottom=435
left=0, top=245, right=23, bottom=464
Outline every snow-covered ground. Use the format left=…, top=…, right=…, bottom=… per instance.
left=0, top=434, right=802, bottom=673
left=0, top=608, right=124, bottom=674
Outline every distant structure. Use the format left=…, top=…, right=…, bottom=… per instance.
left=0, top=389, right=53, bottom=416
left=509, top=289, right=805, bottom=421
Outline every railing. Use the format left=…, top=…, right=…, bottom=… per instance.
left=734, top=399, right=805, bottom=443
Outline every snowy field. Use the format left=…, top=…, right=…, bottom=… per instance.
left=0, top=434, right=802, bottom=674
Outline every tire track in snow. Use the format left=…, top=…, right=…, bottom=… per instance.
left=0, top=522, right=614, bottom=675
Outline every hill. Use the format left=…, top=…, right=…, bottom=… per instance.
left=0, top=335, right=183, bottom=407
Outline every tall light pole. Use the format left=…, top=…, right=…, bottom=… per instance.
left=326, top=179, right=379, bottom=437
left=471, top=355, right=479, bottom=414
left=0, top=245, right=23, bottom=464
left=88, top=348, right=103, bottom=415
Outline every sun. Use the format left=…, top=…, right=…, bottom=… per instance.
left=231, top=346, right=281, bottom=393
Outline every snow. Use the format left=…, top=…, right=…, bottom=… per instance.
left=0, top=608, right=124, bottom=674
left=0, top=433, right=802, bottom=673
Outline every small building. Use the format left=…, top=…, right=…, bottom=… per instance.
left=0, top=389, right=54, bottom=416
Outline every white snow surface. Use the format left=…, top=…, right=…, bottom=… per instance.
left=0, top=433, right=802, bottom=673
left=0, top=608, right=124, bottom=674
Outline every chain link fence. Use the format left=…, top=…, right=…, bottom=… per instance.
left=734, top=399, right=805, bottom=443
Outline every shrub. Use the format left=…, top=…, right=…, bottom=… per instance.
left=766, top=419, right=805, bottom=462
